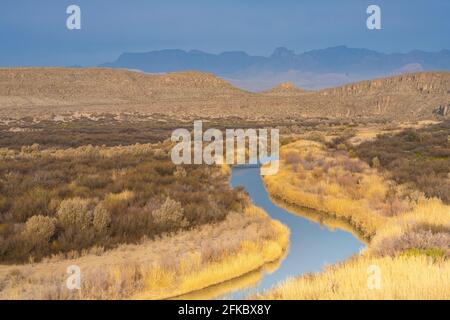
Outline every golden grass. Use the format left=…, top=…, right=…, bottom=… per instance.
left=259, top=255, right=450, bottom=300
left=257, top=139, right=450, bottom=300
left=136, top=208, right=289, bottom=299
left=371, top=198, right=450, bottom=255
left=263, top=140, right=387, bottom=239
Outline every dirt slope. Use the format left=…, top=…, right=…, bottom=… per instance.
left=0, top=68, right=448, bottom=120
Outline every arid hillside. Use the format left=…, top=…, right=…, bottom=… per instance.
left=0, top=68, right=448, bottom=120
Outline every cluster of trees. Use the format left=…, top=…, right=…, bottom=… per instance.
left=0, top=143, right=247, bottom=263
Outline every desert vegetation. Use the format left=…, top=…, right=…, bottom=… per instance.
left=0, top=67, right=448, bottom=300
left=0, top=206, right=288, bottom=299
left=259, top=122, right=449, bottom=299
left=0, top=138, right=289, bottom=299
left=355, top=120, right=450, bottom=203
left=0, top=116, right=180, bottom=149
left=0, top=141, right=253, bottom=264
left=0, top=115, right=294, bottom=150
left=258, top=254, right=450, bottom=299
left=0, top=114, right=291, bottom=299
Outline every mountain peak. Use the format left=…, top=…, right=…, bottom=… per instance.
left=271, top=47, right=296, bottom=58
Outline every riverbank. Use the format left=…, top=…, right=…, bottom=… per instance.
left=0, top=206, right=289, bottom=299
left=261, top=254, right=450, bottom=299
left=257, top=139, right=449, bottom=299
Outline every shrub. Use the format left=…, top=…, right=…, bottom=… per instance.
left=23, top=215, right=56, bottom=246
left=372, top=156, right=380, bottom=168
left=372, top=230, right=450, bottom=257
left=304, top=132, right=325, bottom=143
left=356, top=121, right=450, bottom=203
left=12, top=187, right=52, bottom=222
left=284, top=151, right=301, bottom=165
left=104, top=191, right=134, bottom=215
left=174, top=167, right=187, bottom=178
left=57, top=198, right=94, bottom=231
left=93, top=203, right=111, bottom=233
left=0, top=140, right=245, bottom=263
left=152, top=197, right=188, bottom=229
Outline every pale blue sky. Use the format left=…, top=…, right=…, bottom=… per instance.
left=0, top=0, right=449, bottom=66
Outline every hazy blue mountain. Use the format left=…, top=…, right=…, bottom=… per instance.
left=101, top=49, right=265, bottom=74
left=100, top=46, right=450, bottom=90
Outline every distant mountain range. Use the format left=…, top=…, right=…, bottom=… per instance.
left=100, top=46, right=450, bottom=91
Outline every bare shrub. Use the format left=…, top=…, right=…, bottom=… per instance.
left=103, top=191, right=134, bottom=215
left=340, top=159, right=365, bottom=173
left=12, top=187, right=52, bottom=222
left=152, top=197, right=188, bottom=229
left=381, top=198, right=411, bottom=217
left=57, top=198, right=94, bottom=231
left=304, top=132, right=325, bottom=143
left=335, top=173, right=358, bottom=189
left=285, top=151, right=301, bottom=165
left=356, top=120, right=450, bottom=203
left=174, top=167, right=187, bottom=178
left=300, top=153, right=316, bottom=170
left=0, top=141, right=246, bottom=263
left=93, top=203, right=111, bottom=233
left=373, top=230, right=450, bottom=257
left=23, top=215, right=56, bottom=246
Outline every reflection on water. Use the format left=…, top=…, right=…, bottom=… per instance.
left=179, top=167, right=364, bottom=300
left=174, top=258, right=284, bottom=300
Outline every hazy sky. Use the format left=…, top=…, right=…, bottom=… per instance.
left=1, top=0, right=449, bottom=66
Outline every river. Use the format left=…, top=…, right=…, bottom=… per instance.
left=179, top=167, right=364, bottom=299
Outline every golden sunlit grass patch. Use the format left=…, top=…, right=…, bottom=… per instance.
left=258, top=255, right=450, bottom=300
left=258, top=139, right=449, bottom=299
left=264, top=140, right=388, bottom=240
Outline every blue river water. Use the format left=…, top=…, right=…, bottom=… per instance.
left=216, top=167, right=364, bottom=299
